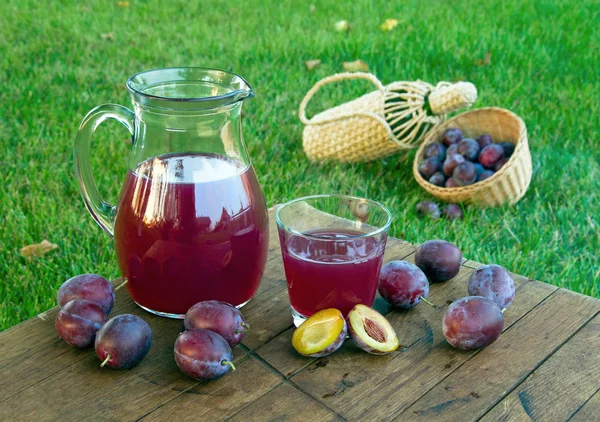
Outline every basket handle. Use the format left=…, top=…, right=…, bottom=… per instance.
left=298, top=72, right=386, bottom=125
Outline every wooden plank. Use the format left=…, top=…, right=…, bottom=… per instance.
left=288, top=262, right=556, bottom=421
left=139, top=356, right=282, bottom=421
left=398, top=289, right=600, bottom=421
left=0, top=289, right=247, bottom=421
left=228, top=382, right=341, bottom=422
left=482, top=314, right=600, bottom=421
left=569, top=388, right=600, bottom=422
left=255, top=241, right=417, bottom=377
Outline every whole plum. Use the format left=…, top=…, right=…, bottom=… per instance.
left=442, top=204, right=464, bottom=220
left=174, top=329, right=235, bottom=380
left=419, top=157, right=442, bottom=179
left=478, top=144, right=504, bottom=169
left=476, top=134, right=493, bottom=148
left=453, top=162, right=477, bottom=186
left=443, top=154, right=466, bottom=177
left=495, top=157, right=509, bottom=171
left=378, top=261, right=429, bottom=309
left=415, top=240, right=462, bottom=283
left=478, top=170, right=495, bottom=181
left=443, top=296, right=504, bottom=350
left=57, top=274, right=115, bottom=315
left=442, top=128, right=463, bottom=146
left=445, top=178, right=458, bottom=188
left=428, top=172, right=446, bottom=187
left=457, top=138, right=480, bottom=161
left=416, top=201, right=441, bottom=219
left=55, top=299, right=107, bottom=348
left=424, top=142, right=447, bottom=161
left=95, top=314, right=152, bottom=369
left=498, top=141, right=515, bottom=157
left=184, top=300, right=248, bottom=347
left=446, top=143, right=459, bottom=157
left=467, top=264, right=515, bottom=309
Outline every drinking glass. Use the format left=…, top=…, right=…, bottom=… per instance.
left=276, top=194, right=392, bottom=326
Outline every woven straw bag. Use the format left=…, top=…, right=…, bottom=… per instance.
left=413, top=107, right=532, bottom=207
left=299, top=72, right=477, bottom=162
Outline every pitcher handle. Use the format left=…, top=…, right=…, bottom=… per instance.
left=74, top=104, right=135, bottom=237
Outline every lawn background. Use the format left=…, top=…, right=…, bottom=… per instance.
left=0, top=0, right=598, bottom=330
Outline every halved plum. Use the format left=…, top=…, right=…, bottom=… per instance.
left=292, top=309, right=346, bottom=357
left=347, top=304, right=399, bottom=355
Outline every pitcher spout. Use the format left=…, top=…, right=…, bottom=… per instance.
left=126, top=67, right=255, bottom=110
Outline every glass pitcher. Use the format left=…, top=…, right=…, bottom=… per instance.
left=74, top=68, right=269, bottom=318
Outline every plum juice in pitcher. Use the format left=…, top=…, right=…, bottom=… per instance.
left=74, top=68, right=269, bottom=318
left=114, top=153, right=268, bottom=315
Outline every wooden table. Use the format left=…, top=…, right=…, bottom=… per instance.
left=1, top=206, right=599, bottom=422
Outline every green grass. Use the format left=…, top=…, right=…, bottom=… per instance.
left=1, top=0, right=598, bottom=330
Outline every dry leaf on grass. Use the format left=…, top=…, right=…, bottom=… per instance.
left=343, top=59, right=369, bottom=72
left=101, top=32, right=115, bottom=41
left=305, top=59, right=321, bottom=71
left=474, top=50, right=491, bottom=66
left=380, top=18, right=399, bottom=31
left=20, top=240, right=58, bottom=259
left=117, top=1, right=130, bottom=7
left=334, top=20, right=350, bottom=32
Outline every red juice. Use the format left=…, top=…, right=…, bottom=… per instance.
left=280, top=228, right=386, bottom=317
left=113, top=153, right=269, bottom=316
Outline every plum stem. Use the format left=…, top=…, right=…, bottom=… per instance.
left=221, top=360, right=236, bottom=371
left=115, top=279, right=128, bottom=291
left=501, top=308, right=506, bottom=313
left=100, top=354, right=111, bottom=368
left=420, top=296, right=437, bottom=308
left=235, top=322, right=250, bottom=334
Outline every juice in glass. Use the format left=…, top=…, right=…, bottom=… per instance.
left=280, top=227, right=386, bottom=317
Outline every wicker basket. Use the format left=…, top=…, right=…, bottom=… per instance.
left=413, top=107, right=532, bottom=207
left=299, top=73, right=477, bottom=163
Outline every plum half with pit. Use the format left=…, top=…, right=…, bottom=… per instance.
left=347, top=304, right=399, bottom=355
left=457, top=138, right=480, bottom=161
left=292, top=308, right=346, bottom=357
left=415, top=240, right=462, bottom=283
left=468, top=264, right=516, bottom=309
left=55, top=299, right=107, bottom=348
left=378, top=261, right=429, bottom=309
left=441, top=128, right=463, bottom=146
left=478, top=144, right=504, bottom=169
left=453, top=162, right=477, bottom=186
left=95, top=314, right=152, bottom=369
left=443, top=154, right=466, bottom=177
left=174, top=329, right=235, bottom=381
left=443, top=296, right=504, bottom=350
left=419, top=157, right=442, bottom=179
left=184, top=300, right=248, bottom=347
left=57, top=274, right=115, bottom=315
